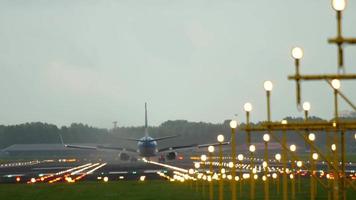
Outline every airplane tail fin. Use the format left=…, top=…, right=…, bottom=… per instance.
left=144, top=102, right=148, bottom=137
left=59, top=134, right=66, bottom=147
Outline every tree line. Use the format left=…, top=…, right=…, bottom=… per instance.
left=0, top=114, right=355, bottom=151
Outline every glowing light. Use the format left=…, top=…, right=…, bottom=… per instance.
left=332, top=0, right=346, bottom=11
left=230, top=120, right=238, bottom=129
left=194, top=162, right=200, bottom=169
left=312, top=153, right=319, bottom=160
left=290, top=174, right=294, bottom=179
left=262, top=161, right=268, bottom=168
left=275, top=153, right=281, bottom=161
left=228, top=162, right=234, bottom=168
left=201, top=154, right=207, bottom=162
left=244, top=102, right=253, bottom=112
left=331, top=144, right=337, bottom=151
left=208, top=146, right=215, bottom=153
left=272, top=173, right=277, bottom=179
left=263, top=134, right=270, bottom=142
left=188, top=169, right=194, bottom=174
left=221, top=168, right=226, bottom=174
left=303, top=101, right=311, bottom=111
left=227, top=175, right=232, bottom=180
left=237, top=154, right=244, bottom=161
left=217, top=134, right=225, bottom=143
left=264, top=81, right=273, bottom=91
left=249, top=145, right=256, bottom=153
left=297, top=161, right=303, bottom=167
left=331, top=79, right=341, bottom=90
left=103, top=176, right=109, bottom=182
left=290, top=144, right=296, bottom=152
left=243, top=173, right=250, bottom=179
left=262, top=175, right=267, bottom=181
left=234, top=176, right=240, bottom=181
left=254, top=174, right=258, bottom=180
left=30, top=178, right=36, bottom=183
left=16, top=177, right=21, bottom=182
left=291, top=47, right=304, bottom=59
left=281, top=120, right=288, bottom=124
left=308, top=133, right=316, bottom=141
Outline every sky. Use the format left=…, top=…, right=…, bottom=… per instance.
left=0, top=0, right=355, bottom=128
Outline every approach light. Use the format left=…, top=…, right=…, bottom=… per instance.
left=230, top=120, right=238, bottom=129
left=331, top=144, right=337, bottom=151
left=281, top=120, right=288, bottom=125
left=237, top=154, right=244, bottom=161
left=208, top=146, right=215, bottom=153
left=297, top=161, right=303, bottom=167
left=249, top=145, right=256, bottom=153
left=189, top=169, right=194, bottom=175
left=272, top=173, right=278, bottom=179
left=262, top=161, right=268, bottom=168
left=331, top=79, right=341, bottom=90
left=244, top=102, right=253, bottom=112
left=194, top=162, right=200, bottom=169
left=332, top=0, right=346, bottom=11
left=228, top=162, right=234, bottom=168
left=217, top=134, right=225, bottom=143
left=201, top=154, right=207, bottom=162
left=308, top=133, right=316, bottom=141
left=312, top=153, right=319, bottom=160
left=275, top=153, right=281, bottom=161
left=103, top=177, right=109, bottom=182
left=290, top=144, right=296, bottom=152
left=264, top=81, right=273, bottom=91
left=291, top=47, right=304, bottom=59
left=263, top=133, right=270, bottom=142
left=303, top=101, right=311, bottom=111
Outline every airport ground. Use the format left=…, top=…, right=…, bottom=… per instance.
left=0, top=156, right=355, bottom=199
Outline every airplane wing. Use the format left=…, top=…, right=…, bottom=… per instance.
left=149, top=135, right=179, bottom=141
left=64, top=144, right=137, bottom=153
left=59, top=134, right=137, bottom=153
left=158, top=141, right=230, bottom=152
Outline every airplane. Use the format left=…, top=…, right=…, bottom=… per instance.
left=60, top=103, right=229, bottom=161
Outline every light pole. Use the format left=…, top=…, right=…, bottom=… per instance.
left=291, top=46, right=304, bottom=107
left=230, top=120, right=238, bottom=200
left=275, top=153, right=281, bottom=195
left=296, top=160, right=302, bottom=193
left=194, top=162, right=201, bottom=192
left=331, top=78, right=341, bottom=200
left=331, top=0, right=347, bottom=72
left=237, top=154, right=244, bottom=196
left=308, top=133, right=316, bottom=200
left=249, top=144, right=256, bottom=199
left=264, top=81, right=273, bottom=200
left=244, top=102, right=254, bottom=200
left=201, top=154, right=207, bottom=198
left=217, top=134, right=225, bottom=200
left=208, top=146, right=215, bottom=200
left=289, top=144, right=297, bottom=200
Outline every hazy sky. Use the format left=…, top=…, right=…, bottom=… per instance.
left=0, top=0, right=355, bottom=128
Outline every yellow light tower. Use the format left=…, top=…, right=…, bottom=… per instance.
left=194, top=162, right=201, bottom=192
left=331, top=0, right=347, bottom=72
left=275, top=153, right=281, bottom=195
left=308, top=133, right=316, bottom=200
left=208, top=145, right=215, bottom=200
left=201, top=154, right=207, bottom=197
left=249, top=144, right=256, bottom=199
left=217, top=134, right=225, bottom=200
left=237, top=154, right=244, bottom=195
left=289, top=144, right=297, bottom=200
left=291, top=46, right=304, bottom=106
left=264, top=80, right=273, bottom=200
left=230, top=120, right=238, bottom=200
left=244, top=102, right=254, bottom=200
left=296, top=160, right=303, bottom=192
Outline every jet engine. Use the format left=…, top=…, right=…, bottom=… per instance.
left=166, top=152, right=177, bottom=160
left=119, top=152, right=130, bottom=161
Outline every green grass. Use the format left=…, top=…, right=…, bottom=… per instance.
left=0, top=179, right=355, bottom=200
